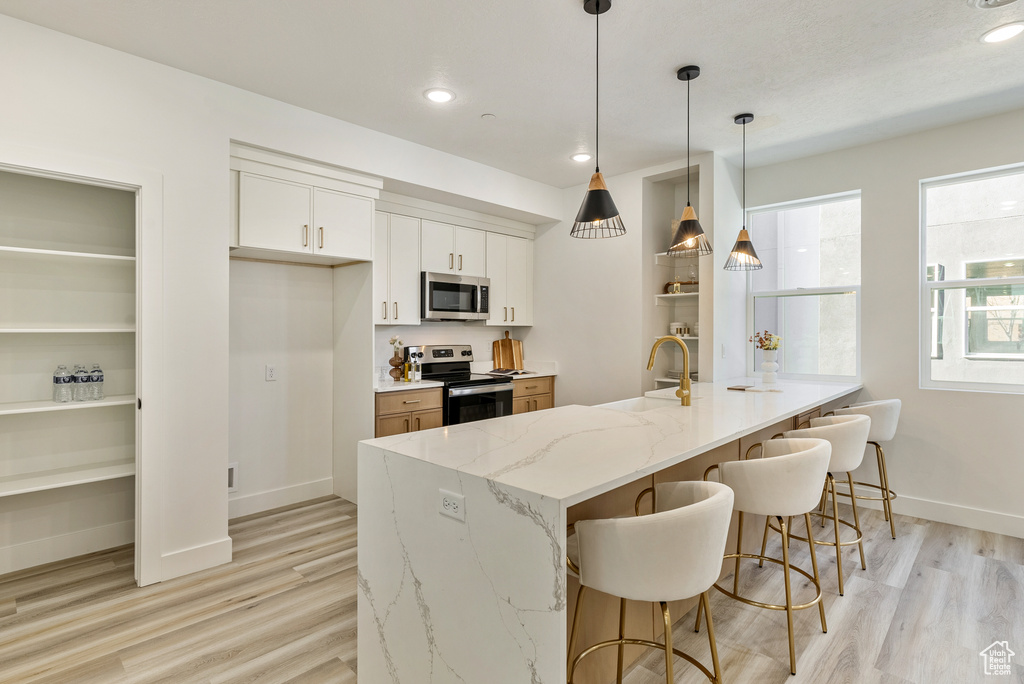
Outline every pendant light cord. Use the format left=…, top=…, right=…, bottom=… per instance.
left=742, top=119, right=746, bottom=226
left=595, top=7, right=600, bottom=173
left=686, top=77, right=690, bottom=204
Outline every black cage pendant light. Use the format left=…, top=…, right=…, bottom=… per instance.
left=723, top=113, right=763, bottom=271
left=667, top=65, right=712, bottom=256
left=571, top=0, right=625, bottom=239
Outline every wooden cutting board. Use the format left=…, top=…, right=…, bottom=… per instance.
left=492, top=330, right=524, bottom=370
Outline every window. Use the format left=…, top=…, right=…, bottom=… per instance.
left=748, top=193, right=861, bottom=379
left=921, top=165, right=1024, bottom=392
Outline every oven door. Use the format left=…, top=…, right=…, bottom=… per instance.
left=446, top=383, right=514, bottom=425
left=422, top=272, right=486, bottom=321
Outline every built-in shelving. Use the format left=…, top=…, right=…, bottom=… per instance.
left=655, top=292, right=699, bottom=306
left=0, top=327, right=136, bottom=334
left=0, top=395, right=135, bottom=417
left=0, top=459, right=135, bottom=499
left=0, top=245, right=135, bottom=262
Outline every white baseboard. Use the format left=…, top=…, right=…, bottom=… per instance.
left=0, top=520, right=134, bottom=576
left=853, top=493, right=1024, bottom=539
left=228, top=477, right=334, bottom=519
left=160, top=537, right=233, bottom=581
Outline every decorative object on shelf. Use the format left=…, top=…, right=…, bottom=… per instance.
left=571, top=0, right=625, bottom=239
left=388, top=335, right=404, bottom=381
left=667, top=65, right=712, bottom=256
left=751, top=330, right=781, bottom=384
left=669, top=321, right=682, bottom=335
left=724, top=113, right=764, bottom=271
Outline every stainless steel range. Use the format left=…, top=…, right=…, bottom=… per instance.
left=404, top=345, right=513, bottom=425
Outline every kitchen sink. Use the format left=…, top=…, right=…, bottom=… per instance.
left=597, top=396, right=683, bottom=412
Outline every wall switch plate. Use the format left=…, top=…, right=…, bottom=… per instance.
left=227, top=462, right=238, bottom=492
left=265, top=364, right=277, bottom=381
left=439, top=489, right=466, bottom=522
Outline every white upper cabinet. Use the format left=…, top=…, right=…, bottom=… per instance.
left=313, top=188, right=373, bottom=260
left=486, top=233, right=533, bottom=326
left=374, top=212, right=420, bottom=326
left=420, top=220, right=486, bottom=277
left=238, top=174, right=312, bottom=253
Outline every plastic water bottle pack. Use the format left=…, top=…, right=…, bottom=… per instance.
left=52, top=363, right=105, bottom=403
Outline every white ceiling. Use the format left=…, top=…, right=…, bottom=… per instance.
left=1, top=0, right=1023, bottom=188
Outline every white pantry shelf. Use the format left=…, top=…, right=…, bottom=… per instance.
left=655, top=335, right=699, bottom=341
left=0, top=327, right=136, bottom=334
left=0, top=395, right=135, bottom=416
left=655, top=292, right=699, bottom=306
left=0, top=459, right=135, bottom=499
left=0, top=245, right=135, bottom=262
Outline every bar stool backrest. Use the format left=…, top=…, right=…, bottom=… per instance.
left=785, top=414, right=870, bottom=473
left=575, top=481, right=733, bottom=603
left=835, top=399, right=901, bottom=442
left=718, top=438, right=831, bottom=518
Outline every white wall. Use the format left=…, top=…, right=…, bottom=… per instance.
left=0, top=14, right=562, bottom=581
left=746, top=107, right=1024, bottom=537
left=228, top=260, right=334, bottom=518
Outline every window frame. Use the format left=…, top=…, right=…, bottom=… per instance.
left=745, top=191, right=863, bottom=381
left=919, top=162, right=1024, bottom=394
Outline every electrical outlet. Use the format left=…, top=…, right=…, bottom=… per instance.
left=439, top=489, right=466, bottom=522
left=265, top=364, right=277, bottom=381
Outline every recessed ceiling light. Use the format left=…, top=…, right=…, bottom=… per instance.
left=1006, top=262, right=1016, bottom=267
left=797, top=248, right=808, bottom=253
left=571, top=153, right=592, bottom=162
left=424, top=88, right=455, bottom=103
left=1001, top=200, right=1018, bottom=205
left=480, top=113, right=496, bottom=120
left=982, top=22, right=1024, bottom=42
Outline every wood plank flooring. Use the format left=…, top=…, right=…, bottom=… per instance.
left=621, top=504, right=1024, bottom=684
left=0, top=496, right=357, bottom=683
left=1, top=496, right=1022, bottom=683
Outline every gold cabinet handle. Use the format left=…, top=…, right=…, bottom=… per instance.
left=382, top=301, right=388, bottom=320
left=458, top=254, right=463, bottom=271
left=416, top=416, right=421, bottom=431
left=403, top=399, right=421, bottom=404
left=449, top=253, right=454, bottom=270
left=511, top=306, right=515, bottom=322
left=319, top=226, right=324, bottom=249
left=303, top=224, right=309, bottom=247
left=404, top=418, right=410, bottom=432
left=394, top=302, right=398, bottom=320
left=504, top=306, right=508, bottom=322
left=525, top=385, right=538, bottom=389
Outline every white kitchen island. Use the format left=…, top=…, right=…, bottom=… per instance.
left=357, top=378, right=861, bottom=683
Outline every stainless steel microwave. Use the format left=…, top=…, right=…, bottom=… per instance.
left=421, top=272, right=490, bottom=321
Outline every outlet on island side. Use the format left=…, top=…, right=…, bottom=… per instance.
left=439, top=489, right=466, bottom=522
left=265, top=364, right=277, bottom=381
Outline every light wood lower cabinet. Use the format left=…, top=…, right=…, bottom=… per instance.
left=375, top=387, right=444, bottom=438
left=512, top=377, right=554, bottom=415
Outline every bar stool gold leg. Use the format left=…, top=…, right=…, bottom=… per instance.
left=733, top=511, right=744, bottom=594
left=661, top=601, right=675, bottom=682
left=780, top=517, right=796, bottom=675
left=694, top=591, right=703, bottom=633
left=567, top=585, right=587, bottom=680
left=877, top=443, right=897, bottom=539
left=804, top=512, right=827, bottom=634
left=758, top=515, right=770, bottom=568
left=701, top=592, right=722, bottom=684
left=829, top=474, right=845, bottom=596
left=616, top=597, right=626, bottom=684
left=847, top=473, right=867, bottom=570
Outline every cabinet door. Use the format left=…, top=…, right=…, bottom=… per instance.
left=455, top=226, right=486, bottom=277
left=485, top=233, right=508, bottom=326
left=238, top=173, right=311, bottom=253
left=376, top=412, right=412, bottom=438
left=389, top=214, right=421, bottom=325
left=512, top=397, right=532, bottom=415
left=421, top=220, right=455, bottom=273
left=505, top=236, right=533, bottom=326
left=373, top=212, right=391, bottom=324
left=411, top=408, right=444, bottom=432
left=313, top=188, right=373, bottom=260
left=531, top=394, right=554, bottom=412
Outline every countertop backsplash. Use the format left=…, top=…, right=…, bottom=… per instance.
left=373, top=321, right=533, bottom=371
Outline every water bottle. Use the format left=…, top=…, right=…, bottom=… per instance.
left=90, top=363, right=104, bottom=400
left=52, top=365, right=73, bottom=403
left=73, top=364, right=90, bottom=402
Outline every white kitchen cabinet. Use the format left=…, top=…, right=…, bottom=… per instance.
left=486, top=233, right=534, bottom=326
left=373, top=212, right=421, bottom=325
left=420, top=220, right=486, bottom=277
left=236, top=171, right=374, bottom=263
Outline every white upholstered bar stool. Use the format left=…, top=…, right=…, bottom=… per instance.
left=833, top=399, right=902, bottom=538
left=781, top=414, right=871, bottom=596
left=697, top=438, right=831, bottom=676
left=566, top=481, right=734, bottom=684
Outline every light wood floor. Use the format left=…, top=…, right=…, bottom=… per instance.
left=0, top=496, right=357, bottom=683
left=2, top=498, right=1022, bottom=683
left=621, top=504, right=1024, bottom=684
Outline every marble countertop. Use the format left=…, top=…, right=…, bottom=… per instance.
left=373, top=379, right=445, bottom=393
left=362, top=378, right=861, bottom=506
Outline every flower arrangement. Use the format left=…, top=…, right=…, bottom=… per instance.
left=750, top=330, right=781, bottom=350
left=388, top=335, right=403, bottom=354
